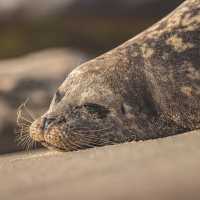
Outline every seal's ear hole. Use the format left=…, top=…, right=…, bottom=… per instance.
left=54, top=90, right=65, bottom=104
left=121, top=103, right=132, bottom=115
left=84, top=103, right=110, bottom=118
left=121, top=104, right=126, bottom=115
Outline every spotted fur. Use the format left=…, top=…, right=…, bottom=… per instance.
left=29, top=0, right=200, bottom=151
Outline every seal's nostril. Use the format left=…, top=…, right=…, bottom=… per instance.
left=41, top=117, right=55, bottom=130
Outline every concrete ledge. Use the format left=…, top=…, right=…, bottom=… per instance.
left=0, top=130, right=200, bottom=200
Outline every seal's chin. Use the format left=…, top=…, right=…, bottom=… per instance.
left=41, top=141, right=66, bottom=151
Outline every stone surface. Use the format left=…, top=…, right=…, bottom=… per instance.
left=0, top=0, right=184, bottom=19
left=0, top=130, right=200, bottom=200
left=0, top=48, right=89, bottom=154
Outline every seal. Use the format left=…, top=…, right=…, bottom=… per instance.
left=22, top=0, right=200, bottom=151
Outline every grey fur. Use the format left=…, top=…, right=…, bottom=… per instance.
left=29, top=0, right=200, bottom=151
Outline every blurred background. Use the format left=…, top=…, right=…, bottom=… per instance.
left=0, top=0, right=184, bottom=154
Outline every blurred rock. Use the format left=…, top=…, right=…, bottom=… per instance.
left=0, top=0, right=184, bottom=59
left=0, top=48, right=89, bottom=154
left=0, top=0, right=184, bottom=19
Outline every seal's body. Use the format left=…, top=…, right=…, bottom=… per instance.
left=29, top=0, right=200, bottom=151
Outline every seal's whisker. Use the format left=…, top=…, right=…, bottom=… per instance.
left=24, top=107, right=36, bottom=121
left=71, top=130, right=105, bottom=145
left=16, top=99, right=34, bottom=128
left=72, top=132, right=111, bottom=148
left=27, top=138, right=35, bottom=151
left=84, top=134, right=117, bottom=146
left=18, top=98, right=35, bottom=120
left=75, top=133, right=99, bottom=142
left=18, top=138, right=29, bottom=147
left=68, top=140, right=81, bottom=150
left=15, top=130, right=28, bottom=139
left=17, top=113, right=31, bottom=124
left=61, top=137, right=78, bottom=151
left=17, top=115, right=32, bottom=124
left=17, top=123, right=30, bottom=128
left=72, top=137, right=95, bottom=149
left=73, top=135, right=96, bottom=148
left=16, top=134, right=26, bottom=141
left=65, top=135, right=83, bottom=150
left=23, top=137, right=34, bottom=151
left=78, top=130, right=119, bottom=145
left=16, top=134, right=30, bottom=144
left=73, top=130, right=109, bottom=142
left=16, top=100, right=36, bottom=151
left=71, top=130, right=95, bottom=149
left=18, top=125, right=30, bottom=132
left=15, top=123, right=35, bottom=152
left=81, top=137, right=110, bottom=147
left=16, top=134, right=30, bottom=141
left=61, top=128, right=80, bottom=150
left=15, top=130, right=29, bottom=140
left=68, top=130, right=98, bottom=142
left=62, top=128, right=91, bottom=149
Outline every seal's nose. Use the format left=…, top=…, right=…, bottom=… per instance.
left=29, top=119, right=45, bottom=142
left=41, top=117, right=55, bottom=130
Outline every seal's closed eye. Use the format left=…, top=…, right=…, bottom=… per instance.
left=84, top=103, right=110, bottom=118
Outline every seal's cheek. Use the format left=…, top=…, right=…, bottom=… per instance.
left=29, top=119, right=44, bottom=142
left=43, top=126, right=65, bottom=148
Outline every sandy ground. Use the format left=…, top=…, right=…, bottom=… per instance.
left=0, top=130, right=200, bottom=200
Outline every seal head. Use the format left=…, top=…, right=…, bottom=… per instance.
left=30, top=91, right=136, bottom=151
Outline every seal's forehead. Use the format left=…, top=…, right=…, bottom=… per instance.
left=55, top=61, right=120, bottom=106
left=50, top=67, right=123, bottom=110
left=58, top=64, right=95, bottom=94
left=58, top=48, right=122, bottom=94
left=59, top=85, right=120, bottom=108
